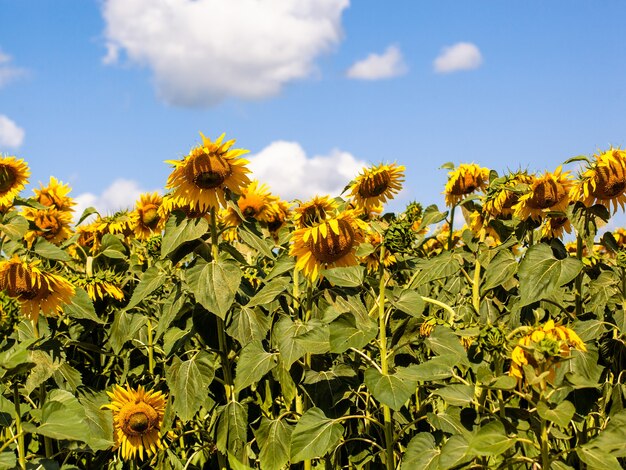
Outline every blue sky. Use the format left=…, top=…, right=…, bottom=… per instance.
left=1, top=0, right=625, bottom=222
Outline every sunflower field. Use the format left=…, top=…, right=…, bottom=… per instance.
left=2, top=136, right=626, bottom=470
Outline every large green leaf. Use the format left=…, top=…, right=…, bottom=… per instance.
left=126, top=266, right=166, bottom=309
left=99, top=234, right=127, bottom=259
left=186, top=258, right=241, bottom=319
left=364, top=367, right=417, bottom=411
left=401, top=433, right=440, bottom=470
left=0, top=214, right=28, bottom=240
left=33, top=238, right=71, bottom=261
left=109, top=310, right=146, bottom=354
left=246, top=277, right=290, bottom=307
left=391, top=289, right=425, bottom=317
left=329, top=314, right=377, bottom=353
left=166, top=351, right=215, bottom=421
left=255, top=417, right=294, bottom=470
left=79, top=391, right=115, bottom=451
left=482, top=249, right=517, bottom=291
left=161, top=213, right=209, bottom=258
left=579, top=410, right=626, bottom=458
left=537, top=400, right=575, bottom=428
left=518, top=243, right=582, bottom=307
left=65, top=288, right=104, bottom=324
left=468, top=420, right=514, bottom=456
left=215, top=401, right=248, bottom=461
left=411, top=252, right=461, bottom=287
left=321, top=266, right=365, bottom=287
left=290, top=407, right=343, bottom=463
left=432, top=384, right=475, bottom=406
left=425, top=326, right=467, bottom=360
left=35, top=390, right=90, bottom=442
left=227, top=307, right=271, bottom=345
left=234, top=341, right=278, bottom=393
left=273, top=316, right=327, bottom=368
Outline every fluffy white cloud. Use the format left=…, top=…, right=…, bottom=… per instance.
left=0, top=115, right=25, bottom=149
left=74, top=179, right=155, bottom=223
left=433, top=42, right=483, bottom=73
left=346, top=45, right=407, bottom=80
left=247, top=141, right=366, bottom=201
left=0, top=49, right=26, bottom=88
left=101, top=0, right=349, bottom=107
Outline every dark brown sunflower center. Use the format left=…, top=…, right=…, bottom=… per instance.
left=0, top=165, right=17, bottom=193
left=301, top=206, right=326, bottom=227
left=141, top=206, right=160, bottom=228
left=187, top=153, right=232, bottom=189
left=38, top=214, right=62, bottom=236
left=501, top=190, right=520, bottom=209
left=308, top=219, right=355, bottom=263
left=450, top=173, right=481, bottom=196
left=128, top=412, right=151, bottom=434
left=358, top=171, right=391, bottom=198
left=527, top=180, right=566, bottom=209
left=0, top=263, right=38, bottom=299
left=591, top=164, right=626, bottom=199
left=243, top=206, right=258, bottom=218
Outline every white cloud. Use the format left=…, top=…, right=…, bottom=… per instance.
left=346, top=45, right=407, bottom=80
left=101, top=0, right=349, bottom=107
left=0, top=49, right=26, bottom=88
left=433, top=42, right=483, bottom=73
left=74, top=179, right=154, bottom=223
left=247, top=141, right=366, bottom=201
left=0, top=115, right=25, bottom=149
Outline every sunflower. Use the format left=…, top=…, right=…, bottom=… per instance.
left=290, top=210, right=368, bottom=281
left=165, top=133, right=250, bottom=211
left=158, top=194, right=210, bottom=220
left=237, top=180, right=277, bottom=222
left=23, top=207, right=74, bottom=246
left=34, top=176, right=75, bottom=212
left=444, top=163, right=490, bottom=206
left=130, top=193, right=165, bottom=240
left=219, top=206, right=242, bottom=242
left=349, top=163, right=405, bottom=210
left=469, top=210, right=499, bottom=243
left=0, top=155, right=30, bottom=208
left=513, top=166, right=573, bottom=222
left=74, top=273, right=124, bottom=301
left=570, top=148, right=626, bottom=213
left=266, top=199, right=292, bottom=234
left=483, top=171, right=533, bottom=219
left=360, top=231, right=396, bottom=272
left=292, top=196, right=338, bottom=229
left=104, top=385, right=167, bottom=461
left=540, top=215, right=572, bottom=240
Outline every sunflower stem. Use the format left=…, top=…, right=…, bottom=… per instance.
left=472, top=230, right=486, bottom=315
left=302, top=282, right=314, bottom=470
left=293, top=268, right=300, bottom=308
left=447, top=205, right=456, bottom=250
left=146, top=317, right=155, bottom=375
left=575, top=234, right=583, bottom=318
left=13, top=382, right=26, bottom=470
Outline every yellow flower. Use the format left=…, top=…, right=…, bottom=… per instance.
left=158, top=194, right=210, bottom=220
left=0, top=155, right=30, bottom=208
left=540, top=215, right=572, bottom=240
left=23, top=207, right=74, bottom=246
left=103, top=385, right=167, bottom=461
left=483, top=171, right=533, bottom=219
left=165, top=133, right=250, bottom=211
left=131, top=193, right=165, bottom=240
left=444, top=163, right=489, bottom=206
left=34, top=176, right=75, bottom=212
left=292, top=195, right=338, bottom=229
left=219, top=206, right=242, bottom=242
left=513, top=166, right=573, bottom=221
left=237, top=180, right=277, bottom=222
left=290, top=210, right=368, bottom=281
left=570, top=148, right=626, bottom=213
left=75, top=277, right=124, bottom=301
left=349, top=163, right=405, bottom=210
left=266, top=199, right=292, bottom=234
left=360, top=231, right=396, bottom=272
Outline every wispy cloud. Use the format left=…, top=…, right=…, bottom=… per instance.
left=434, top=42, right=483, bottom=73
left=346, top=45, right=407, bottom=80
left=0, top=48, right=27, bottom=88
left=101, top=0, right=349, bottom=107
left=0, top=115, right=25, bottom=149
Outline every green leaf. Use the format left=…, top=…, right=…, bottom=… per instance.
left=321, top=266, right=365, bottom=287
left=155, top=289, right=185, bottom=341
left=438, top=435, right=469, bottom=469
left=364, top=367, right=417, bottom=411
left=161, top=213, right=209, bottom=258
left=215, top=401, right=248, bottom=461
left=187, top=259, right=241, bottom=319
left=273, top=317, right=329, bottom=367
left=64, top=288, right=104, bottom=324
left=109, top=311, right=146, bottom=354
left=329, top=314, right=377, bottom=353
left=126, top=266, right=166, bottom=310
left=411, top=252, right=461, bottom=287
left=577, top=446, right=622, bottom=469
left=537, top=400, right=575, bottom=428
left=391, top=289, right=425, bottom=317
left=425, top=326, right=467, bottom=360
left=247, top=277, right=290, bottom=307
left=255, top=417, right=294, bottom=470
left=234, top=341, right=278, bottom=393
left=482, top=249, right=517, bottom=291
left=401, top=433, right=440, bottom=470
left=166, top=351, right=215, bottom=421
left=99, top=234, right=127, bottom=259
left=79, top=391, right=115, bottom=451
left=36, top=390, right=90, bottom=442
left=33, top=238, right=71, bottom=261
left=518, top=244, right=583, bottom=307
left=432, top=384, right=475, bottom=406
left=290, top=407, right=343, bottom=463
left=0, top=214, right=28, bottom=240
left=227, top=307, right=271, bottom=345
left=0, top=451, right=16, bottom=470
left=405, top=355, right=457, bottom=382
left=580, top=409, right=626, bottom=457
left=468, top=420, right=514, bottom=456
left=238, top=225, right=275, bottom=258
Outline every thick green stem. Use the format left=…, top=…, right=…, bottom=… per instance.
left=472, top=230, right=486, bottom=315
left=13, top=383, right=26, bottom=470
left=301, top=282, right=313, bottom=470
left=540, top=418, right=550, bottom=469
left=146, top=317, right=155, bottom=375
left=447, top=205, right=456, bottom=250
left=575, top=234, right=583, bottom=318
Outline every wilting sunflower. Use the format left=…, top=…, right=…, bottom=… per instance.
left=292, top=195, right=338, bottom=229
left=513, top=166, right=573, bottom=221
left=613, top=227, right=626, bottom=248
left=237, top=180, right=277, bottom=222
left=349, top=163, right=405, bottom=210
left=570, top=148, right=626, bottom=213
left=469, top=211, right=500, bottom=244
left=23, top=207, right=74, bottom=246
left=159, top=194, right=210, bottom=220
left=290, top=210, right=368, bottom=281
left=165, top=133, right=250, bottom=211
left=74, top=272, right=124, bottom=301
left=360, top=231, right=396, bottom=272
left=540, top=215, right=572, bottom=240
left=34, top=176, right=75, bottom=212
left=0, top=155, right=30, bottom=210
left=444, top=163, right=490, bottom=206
left=483, top=171, right=533, bottom=219
left=104, top=385, right=167, bottom=461
left=130, top=193, right=165, bottom=240
left=0, top=256, right=75, bottom=322
left=266, top=199, right=292, bottom=235
left=219, top=206, right=242, bottom=242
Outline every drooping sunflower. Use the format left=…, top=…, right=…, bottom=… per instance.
left=266, top=199, right=292, bottom=235
left=360, top=231, right=396, bottom=272
left=23, top=207, right=74, bottom=246
left=513, top=166, right=573, bottom=222
left=158, top=193, right=210, bottom=220
left=540, top=215, right=572, bottom=240
left=74, top=273, right=125, bottom=301
left=130, top=193, right=165, bottom=240
left=103, top=385, right=167, bottom=461
left=444, top=163, right=490, bottom=206
left=292, top=195, right=338, bottom=229
left=483, top=171, right=534, bottom=219
left=237, top=180, right=277, bottom=222
left=290, top=210, right=368, bottom=281
left=34, top=176, right=75, bottom=212
left=219, top=206, right=242, bottom=242
left=570, top=148, right=626, bottom=213
left=348, top=163, right=405, bottom=210
left=0, top=155, right=30, bottom=209
left=165, top=133, right=250, bottom=211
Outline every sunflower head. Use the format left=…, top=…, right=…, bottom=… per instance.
left=73, top=270, right=125, bottom=301
left=540, top=215, right=572, bottom=240
left=0, top=155, right=30, bottom=209
left=103, top=385, right=167, bottom=461
left=0, top=256, right=41, bottom=300
left=290, top=210, right=368, bottom=281
left=165, top=133, right=250, bottom=211
left=360, top=230, right=397, bottom=272
left=444, top=163, right=490, bottom=206
left=131, top=192, right=164, bottom=240
left=349, top=163, right=405, bottom=210
left=513, top=166, right=572, bottom=221
left=34, top=176, right=75, bottom=212
left=483, top=171, right=533, bottom=219
left=159, top=194, right=210, bottom=220
left=266, top=199, right=292, bottom=234
left=23, top=207, right=74, bottom=246
left=237, top=180, right=277, bottom=222
left=292, top=196, right=338, bottom=229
